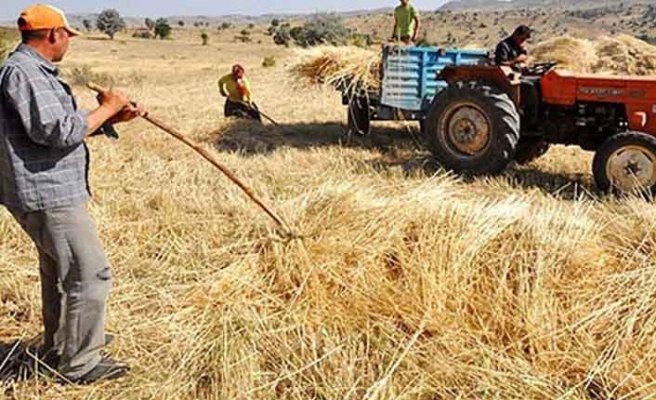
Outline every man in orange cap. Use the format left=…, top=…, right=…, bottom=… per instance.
left=218, top=64, right=262, bottom=122
left=0, top=4, right=142, bottom=384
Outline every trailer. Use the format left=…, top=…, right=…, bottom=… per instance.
left=343, top=45, right=491, bottom=135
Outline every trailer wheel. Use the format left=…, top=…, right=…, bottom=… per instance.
left=593, top=132, right=656, bottom=194
left=425, top=81, right=520, bottom=174
left=347, top=96, right=371, bottom=136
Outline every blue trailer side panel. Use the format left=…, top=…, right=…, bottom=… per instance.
left=380, top=46, right=490, bottom=112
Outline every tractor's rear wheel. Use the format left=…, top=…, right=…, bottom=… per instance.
left=593, top=132, right=656, bottom=194
left=347, top=96, right=371, bottom=136
left=425, top=81, right=520, bottom=174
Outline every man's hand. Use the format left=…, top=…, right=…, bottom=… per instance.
left=97, top=90, right=131, bottom=115
left=109, top=103, right=147, bottom=124
left=516, top=54, right=528, bottom=63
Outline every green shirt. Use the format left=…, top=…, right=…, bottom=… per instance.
left=394, top=4, right=419, bottom=38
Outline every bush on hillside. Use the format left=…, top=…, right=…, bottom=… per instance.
left=155, top=18, right=172, bottom=39
left=262, top=55, right=276, bottom=68
left=132, top=29, right=153, bottom=39
left=273, top=24, right=292, bottom=46
left=271, top=15, right=351, bottom=48
left=293, top=15, right=351, bottom=47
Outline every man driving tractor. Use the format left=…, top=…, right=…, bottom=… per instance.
left=495, top=25, right=532, bottom=69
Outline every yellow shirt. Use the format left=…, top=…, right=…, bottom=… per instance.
left=218, top=74, right=252, bottom=102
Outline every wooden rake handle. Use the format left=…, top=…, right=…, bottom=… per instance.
left=87, top=82, right=292, bottom=233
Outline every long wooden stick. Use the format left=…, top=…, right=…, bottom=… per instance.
left=87, top=82, right=292, bottom=233
left=236, top=100, right=281, bottom=127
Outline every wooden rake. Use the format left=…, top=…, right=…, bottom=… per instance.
left=87, top=82, right=294, bottom=236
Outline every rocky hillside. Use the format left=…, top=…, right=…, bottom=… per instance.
left=440, top=0, right=653, bottom=11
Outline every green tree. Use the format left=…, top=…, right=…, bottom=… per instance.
left=271, top=18, right=281, bottom=27
left=96, top=9, right=125, bottom=40
left=82, top=19, right=93, bottom=31
left=155, top=18, right=172, bottom=39
left=178, top=20, right=185, bottom=27
left=289, top=15, right=351, bottom=47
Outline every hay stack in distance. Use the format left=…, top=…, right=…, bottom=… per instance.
left=290, top=46, right=381, bottom=98
left=532, top=34, right=656, bottom=75
left=530, top=36, right=598, bottom=72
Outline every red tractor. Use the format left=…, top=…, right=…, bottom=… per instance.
left=425, top=63, right=656, bottom=193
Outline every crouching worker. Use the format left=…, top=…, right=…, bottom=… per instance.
left=218, top=64, right=262, bottom=122
left=0, top=4, right=145, bottom=384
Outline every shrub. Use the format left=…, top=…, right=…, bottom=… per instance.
left=273, top=24, right=291, bottom=46
left=82, top=19, right=93, bottom=31
left=262, top=56, right=276, bottom=68
left=248, top=23, right=255, bottom=29
left=155, top=18, right=172, bottom=39
left=201, top=32, right=209, bottom=45
left=219, top=22, right=232, bottom=30
left=276, top=15, right=351, bottom=48
left=67, top=65, right=115, bottom=87
left=271, top=18, right=281, bottom=27
left=132, top=30, right=152, bottom=39
left=178, top=20, right=185, bottom=27
left=96, top=9, right=125, bottom=40
left=351, top=33, right=374, bottom=48
left=240, top=29, right=250, bottom=36
left=234, top=35, right=252, bottom=43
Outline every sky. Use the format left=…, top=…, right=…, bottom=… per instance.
left=2, top=0, right=447, bottom=19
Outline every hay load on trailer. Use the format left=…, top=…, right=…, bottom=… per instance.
left=292, top=44, right=491, bottom=135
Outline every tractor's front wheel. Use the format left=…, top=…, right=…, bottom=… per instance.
left=593, top=132, right=656, bottom=194
left=425, top=81, right=520, bottom=174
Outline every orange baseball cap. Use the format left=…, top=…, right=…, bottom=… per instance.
left=18, top=4, right=83, bottom=37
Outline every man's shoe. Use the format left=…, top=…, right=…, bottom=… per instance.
left=39, top=334, right=116, bottom=373
left=73, top=357, right=129, bottom=384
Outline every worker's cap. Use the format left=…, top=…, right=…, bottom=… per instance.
left=18, top=4, right=83, bottom=37
left=513, top=25, right=533, bottom=38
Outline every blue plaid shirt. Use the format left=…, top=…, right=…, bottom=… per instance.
left=0, top=44, right=91, bottom=213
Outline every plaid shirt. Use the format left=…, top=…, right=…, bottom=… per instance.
left=0, top=44, right=91, bottom=213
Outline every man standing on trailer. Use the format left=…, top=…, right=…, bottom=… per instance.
left=0, top=4, right=143, bottom=384
left=495, top=25, right=532, bottom=69
left=392, top=0, right=421, bottom=45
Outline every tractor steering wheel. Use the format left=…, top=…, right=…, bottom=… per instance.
left=524, top=62, right=558, bottom=76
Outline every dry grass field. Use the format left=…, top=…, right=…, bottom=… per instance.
left=1, top=25, right=656, bottom=400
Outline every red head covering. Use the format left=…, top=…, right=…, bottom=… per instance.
left=232, top=64, right=245, bottom=78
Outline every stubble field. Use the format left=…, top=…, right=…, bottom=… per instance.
left=1, top=29, right=656, bottom=399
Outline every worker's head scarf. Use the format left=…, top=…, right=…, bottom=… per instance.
left=232, top=64, right=245, bottom=79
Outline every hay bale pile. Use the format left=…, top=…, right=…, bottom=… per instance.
left=532, top=34, right=656, bottom=75
left=290, top=46, right=381, bottom=98
left=530, top=36, right=598, bottom=72
left=291, top=35, right=656, bottom=95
